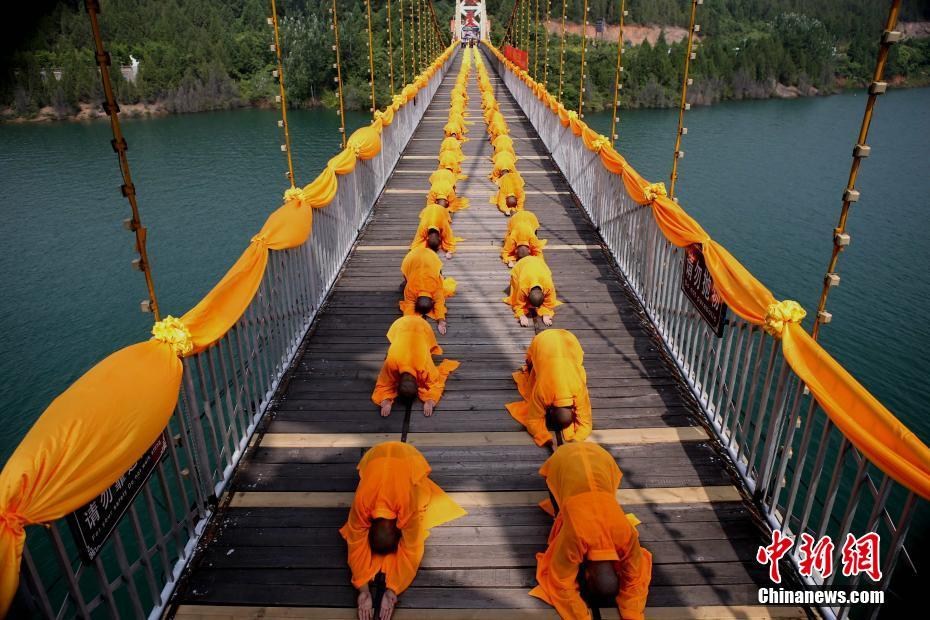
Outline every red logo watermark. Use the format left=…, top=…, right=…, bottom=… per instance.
left=756, top=530, right=882, bottom=583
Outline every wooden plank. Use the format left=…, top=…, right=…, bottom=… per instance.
left=175, top=605, right=808, bottom=619
left=228, top=485, right=743, bottom=508
left=258, top=427, right=707, bottom=449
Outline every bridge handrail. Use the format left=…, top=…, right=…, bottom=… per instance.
left=1, top=45, right=458, bottom=619
left=484, top=41, right=925, bottom=619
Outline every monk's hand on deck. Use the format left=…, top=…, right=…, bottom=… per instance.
left=507, top=260, right=515, bottom=268
left=357, top=587, right=373, bottom=620
left=380, top=400, right=393, bottom=417
left=423, top=400, right=436, bottom=417
left=518, top=315, right=530, bottom=327
left=438, top=319, right=448, bottom=335
left=444, top=251, right=453, bottom=259
left=542, top=315, right=553, bottom=326
left=379, top=589, right=398, bottom=620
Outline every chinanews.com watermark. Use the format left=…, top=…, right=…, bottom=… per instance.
left=755, top=530, right=885, bottom=606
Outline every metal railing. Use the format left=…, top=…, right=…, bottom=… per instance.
left=489, top=49, right=921, bottom=620
left=13, top=51, right=453, bottom=620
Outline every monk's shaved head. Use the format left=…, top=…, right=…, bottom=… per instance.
left=397, top=373, right=418, bottom=403
left=528, top=286, right=545, bottom=308
left=435, top=198, right=449, bottom=208
left=415, top=295, right=435, bottom=316
left=426, top=229, right=442, bottom=252
left=547, top=406, right=574, bottom=430
left=516, top=245, right=531, bottom=260
left=506, top=195, right=518, bottom=209
left=369, top=518, right=401, bottom=555
left=584, top=560, right=619, bottom=600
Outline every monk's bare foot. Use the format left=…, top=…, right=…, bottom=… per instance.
left=423, top=400, right=436, bottom=417
left=438, top=320, right=448, bottom=335
left=518, top=315, right=530, bottom=327
left=445, top=251, right=453, bottom=259
left=542, top=315, right=553, bottom=326
left=379, top=589, right=397, bottom=620
left=380, top=400, right=393, bottom=417
left=357, top=590, right=373, bottom=620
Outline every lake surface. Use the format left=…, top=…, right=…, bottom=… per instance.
left=1, top=89, right=928, bottom=468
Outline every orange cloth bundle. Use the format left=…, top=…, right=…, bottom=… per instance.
left=505, top=329, right=590, bottom=446
left=339, top=442, right=466, bottom=594
left=530, top=442, right=652, bottom=619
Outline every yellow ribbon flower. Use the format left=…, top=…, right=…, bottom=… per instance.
left=567, top=110, right=579, bottom=122
left=591, top=135, right=611, bottom=153
left=152, top=315, right=193, bottom=357
left=763, top=300, right=807, bottom=338
left=283, top=187, right=302, bottom=206
left=251, top=233, right=268, bottom=245
left=392, top=94, right=406, bottom=107
left=644, top=182, right=668, bottom=202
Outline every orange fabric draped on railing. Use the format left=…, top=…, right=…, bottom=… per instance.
left=0, top=43, right=457, bottom=617
left=483, top=41, right=930, bottom=500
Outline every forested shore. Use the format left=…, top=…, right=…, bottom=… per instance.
left=2, top=0, right=929, bottom=122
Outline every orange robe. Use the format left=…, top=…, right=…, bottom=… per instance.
left=501, top=211, right=547, bottom=264
left=399, top=246, right=456, bottom=321
left=429, top=168, right=457, bottom=187
left=530, top=442, right=652, bottom=619
left=489, top=111, right=509, bottom=140
left=426, top=178, right=469, bottom=213
left=492, top=134, right=515, bottom=154
left=502, top=255, right=561, bottom=319
left=439, top=136, right=465, bottom=160
left=489, top=150, right=517, bottom=182
left=491, top=171, right=527, bottom=214
left=505, top=328, right=588, bottom=446
left=339, top=441, right=467, bottom=595
left=371, top=315, right=459, bottom=405
left=438, top=150, right=466, bottom=179
left=411, top=203, right=460, bottom=254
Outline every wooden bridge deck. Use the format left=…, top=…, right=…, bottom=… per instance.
left=169, top=52, right=808, bottom=619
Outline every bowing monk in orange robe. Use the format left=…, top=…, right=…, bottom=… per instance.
left=488, top=110, right=509, bottom=141
left=491, top=170, right=527, bottom=215
left=489, top=150, right=517, bottom=182
left=438, top=149, right=466, bottom=179
left=340, top=441, right=467, bottom=620
left=426, top=177, right=469, bottom=214
left=411, top=203, right=460, bottom=257
left=444, top=118, right=468, bottom=141
left=399, top=245, right=456, bottom=335
left=372, top=315, right=459, bottom=417
left=530, top=442, right=652, bottom=620
left=492, top=133, right=515, bottom=155
left=503, top=255, right=561, bottom=326
left=505, top=329, right=590, bottom=446
left=501, top=210, right=547, bottom=267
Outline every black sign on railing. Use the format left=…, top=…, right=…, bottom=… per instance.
left=67, top=433, right=168, bottom=562
left=681, top=244, right=727, bottom=337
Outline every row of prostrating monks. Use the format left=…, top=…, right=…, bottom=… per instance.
left=338, top=48, right=653, bottom=620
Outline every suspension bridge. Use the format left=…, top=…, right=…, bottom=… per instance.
left=1, top=1, right=926, bottom=620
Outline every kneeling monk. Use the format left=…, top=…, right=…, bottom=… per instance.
left=531, top=442, right=652, bottom=619
left=506, top=329, right=591, bottom=446
left=503, top=255, right=561, bottom=326
left=412, top=203, right=460, bottom=258
left=491, top=170, right=526, bottom=215
left=340, top=441, right=467, bottom=620
left=372, top=315, right=459, bottom=417
left=502, top=210, right=547, bottom=267
left=400, top=245, right=456, bottom=335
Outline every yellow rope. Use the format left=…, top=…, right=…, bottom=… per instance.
left=269, top=0, right=296, bottom=187
left=386, top=0, right=396, bottom=95
left=577, top=0, right=588, bottom=116
left=542, top=0, right=551, bottom=87
left=609, top=0, right=626, bottom=145
left=533, top=0, right=540, bottom=79
left=365, top=0, right=377, bottom=114
left=85, top=0, right=161, bottom=321
left=812, top=0, right=903, bottom=339
left=331, top=0, right=347, bottom=148
left=399, top=0, right=408, bottom=85
left=557, top=0, right=567, bottom=102
left=669, top=0, right=700, bottom=198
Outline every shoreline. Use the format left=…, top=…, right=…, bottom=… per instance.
left=3, top=80, right=928, bottom=124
